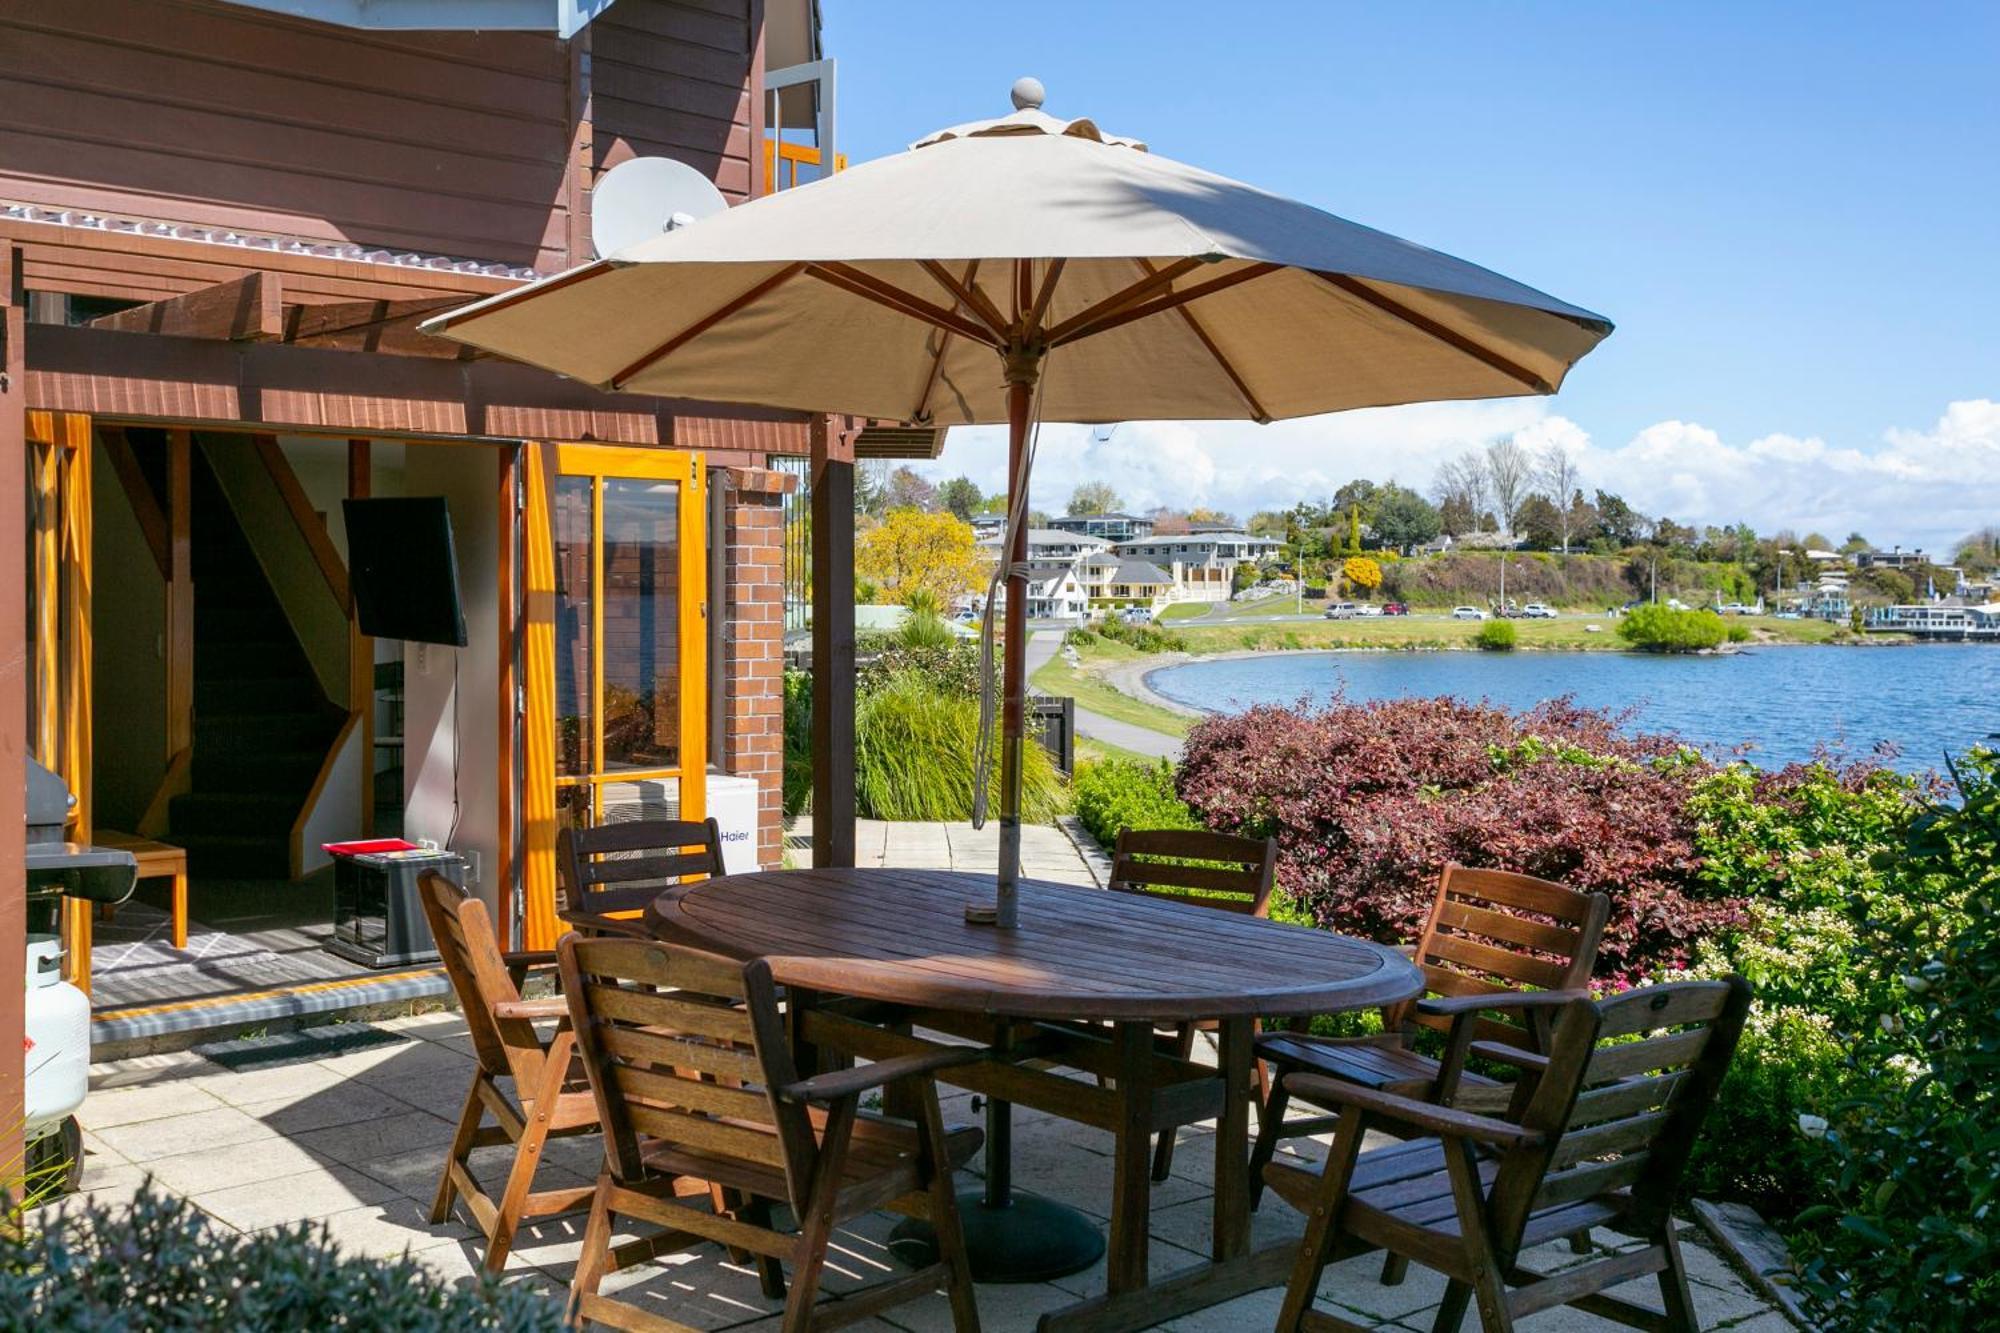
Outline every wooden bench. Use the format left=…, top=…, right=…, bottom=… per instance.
left=95, top=830, right=189, bottom=949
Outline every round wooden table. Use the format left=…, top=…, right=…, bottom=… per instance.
left=648, top=868, right=1422, bottom=1332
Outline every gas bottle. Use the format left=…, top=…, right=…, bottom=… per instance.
left=24, top=934, right=90, bottom=1140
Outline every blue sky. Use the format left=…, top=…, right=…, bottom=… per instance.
left=822, top=2, right=2000, bottom=550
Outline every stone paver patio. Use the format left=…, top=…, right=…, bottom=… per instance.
left=68, top=824, right=1789, bottom=1330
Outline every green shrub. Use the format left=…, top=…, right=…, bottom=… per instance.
left=1793, top=750, right=2000, bottom=1328
left=782, top=668, right=813, bottom=816
left=0, top=1183, right=561, bottom=1330
left=1092, top=617, right=1187, bottom=654
left=1616, top=604, right=1730, bottom=651
left=1681, top=1003, right=1851, bottom=1215
left=855, top=674, right=1064, bottom=822
left=859, top=638, right=981, bottom=698
left=1725, top=621, right=1752, bottom=643
left=1473, top=618, right=1516, bottom=651
left=1071, top=757, right=1195, bottom=848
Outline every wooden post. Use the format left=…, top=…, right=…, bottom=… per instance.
left=165, top=430, right=193, bottom=766
left=809, top=416, right=855, bottom=868
left=349, top=439, right=374, bottom=836
left=0, top=243, right=28, bottom=1183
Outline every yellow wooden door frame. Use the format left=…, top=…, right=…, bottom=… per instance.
left=25, top=411, right=93, bottom=989
left=518, top=443, right=705, bottom=949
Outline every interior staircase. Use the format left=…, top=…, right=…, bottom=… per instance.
left=169, top=453, right=342, bottom=880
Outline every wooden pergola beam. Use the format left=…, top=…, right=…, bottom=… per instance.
left=281, top=295, right=466, bottom=358
left=89, top=271, right=283, bottom=341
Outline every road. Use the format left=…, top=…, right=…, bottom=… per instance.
left=1026, top=630, right=1182, bottom=761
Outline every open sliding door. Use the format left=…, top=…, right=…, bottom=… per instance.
left=519, top=443, right=705, bottom=948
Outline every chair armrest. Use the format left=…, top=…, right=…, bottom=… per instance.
left=492, top=997, right=571, bottom=1021
left=1283, top=1072, right=1544, bottom=1149
left=777, top=1047, right=988, bottom=1105
left=1470, top=1041, right=1550, bottom=1073
left=1416, top=989, right=1591, bottom=1019
left=557, top=909, right=653, bottom=939
left=503, top=949, right=559, bottom=970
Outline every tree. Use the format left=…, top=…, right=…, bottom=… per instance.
left=1483, top=438, right=1532, bottom=534
left=883, top=465, right=937, bottom=512
left=1342, top=556, right=1382, bottom=594
left=1066, top=480, right=1122, bottom=516
left=1535, top=442, right=1584, bottom=552
left=1594, top=490, right=1644, bottom=546
left=1370, top=484, right=1442, bottom=552
left=1187, top=506, right=1237, bottom=526
left=855, top=509, right=983, bottom=606
left=1565, top=490, right=1599, bottom=550
left=1650, top=516, right=1695, bottom=551
left=1841, top=531, right=1872, bottom=555
left=935, top=475, right=981, bottom=521
left=1431, top=452, right=1489, bottom=536
left=1515, top=493, right=1564, bottom=550
left=854, top=460, right=889, bottom=518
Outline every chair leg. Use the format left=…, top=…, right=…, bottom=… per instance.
left=781, top=1097, right=858, bottom=1333
left=1441, top=1140, right=1515, bottom=1333
left=431, top=1077, right=486, bottom=1225
left=916, top=1078, right=982, bottom=1333
left=566, top=1174, right=617, bottom=1328
left=485, top=1103, right=548, bottom=1272
left=1381, top=1251, right=1411, bottom=1286
left=1430, top=1281, right=1473, bottom=1333
left=1151, top=1024, right=1197, bottom=1182
left=1656, top=1222, right=1700, bottom=1333
left=1246, top=1076, right=1291, bottom=1211
left=745, top=1198, right=788, bottom=1301
left=1274, top=1107, right=1366, bottom=1333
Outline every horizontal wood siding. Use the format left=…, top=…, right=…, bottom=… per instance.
left=591, top=0, right=757, bottom=203
left=0, top=0, right=574, bottom=271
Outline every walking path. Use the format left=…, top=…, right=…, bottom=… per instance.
left=1027, top=630, right=1182, bottom=761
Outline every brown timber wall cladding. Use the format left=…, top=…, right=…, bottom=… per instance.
left=0, top=0, right=758, bottom=275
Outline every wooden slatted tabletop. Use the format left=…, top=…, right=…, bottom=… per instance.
left=646, top=867, right=1417, bottom=1024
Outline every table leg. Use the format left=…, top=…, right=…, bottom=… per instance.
left=1107, top=1020, right=1154, bottom=1294
left=172, top=870, right=188, bottom=949
left=1212, top=1015, right=1253, bottom=1261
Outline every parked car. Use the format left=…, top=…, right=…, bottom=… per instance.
left=1519, top=602, right=1558, bottom=619
left=1451, top=606, right=1487, bottom=620
left=1120, top=606, right=1153, bottom=625
left=1380, top=602, right=1408, bottom=616
left=1353, top=603, right=1384, bottom=617
left=1323, top=602, right=1362, bottom=619
left=1717, top=602, right=1756, bottom=615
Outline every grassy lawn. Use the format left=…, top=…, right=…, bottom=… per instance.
left=1176, top=613, right=1846, bottom=653
left=1031, top=636, right=1193, bottom=738
left=1073, top=733, right=1165, bottom=767
left=1155, top=601, right=1212, bottom=622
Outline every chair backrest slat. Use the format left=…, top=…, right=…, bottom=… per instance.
left=560, top=936, right=816, bottom=1214
left=1109, top=828, right=1277, bottom=916
left=415, top=872, right=543, bottom=1088
left=1393, top=864, right=1610, bottom=1049
left=1484, top=976, right=1752, bottom=1257
left=558, top=817, right=725, bottom=915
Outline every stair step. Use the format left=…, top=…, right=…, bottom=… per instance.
left=196, top=676, right=321, bottom=713
left=168, top=791, right=300, bottom=837
left=197, top=712, right=335, bottom=753
left=172, top=832, right=293, bottom=880
left=197, top=606, right=287, bottom=640
left=193, top=746, right=328, bottom=791
left=196, top=639, right=308, bottom=676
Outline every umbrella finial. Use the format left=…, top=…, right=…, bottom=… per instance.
left=1010, top=76, right=1045, bottom=112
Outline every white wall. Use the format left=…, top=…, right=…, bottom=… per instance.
left=400, top=444, right=503, bottom=919
left=90, top=439, right=168, bottom=830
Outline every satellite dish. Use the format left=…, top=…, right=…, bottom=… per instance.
left=590, top=156, right=728, bottom=259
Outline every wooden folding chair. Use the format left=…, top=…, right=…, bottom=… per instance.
left=414, top=871, right=600, bottom=1272
left=1250, top=863, right=1609, bottom=1209
left=1263, top=976, right=1753, bottom=1333
left=558, top=934, right=986, bottom=1332
left=556, top=816, right=726, bottom=937
left=1107, top=827, right=1277, bottom=1180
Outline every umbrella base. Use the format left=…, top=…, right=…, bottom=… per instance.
left=887, top=1191, right=1105, bottom=1283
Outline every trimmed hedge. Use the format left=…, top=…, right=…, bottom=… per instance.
left=1071, top=757, right=1195, bottom=849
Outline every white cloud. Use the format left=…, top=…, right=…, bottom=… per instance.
left=915, top=398, right=2000, bottom=553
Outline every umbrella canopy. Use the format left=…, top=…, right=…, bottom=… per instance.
left=424, top=80, right=1611, bottom=929
left=425, top=88, right=1609, bottom=426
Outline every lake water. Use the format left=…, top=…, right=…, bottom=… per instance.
left=1147, top=644, right=2000, bottom=773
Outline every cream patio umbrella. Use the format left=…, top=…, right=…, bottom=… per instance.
left=424, top=78, right=1612, bottom=929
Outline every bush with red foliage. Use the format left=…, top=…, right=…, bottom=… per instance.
left=1175, top=694, right=1746, bottom=983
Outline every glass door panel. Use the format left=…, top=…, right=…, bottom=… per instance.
left=601, top=477, right=680, bottom=774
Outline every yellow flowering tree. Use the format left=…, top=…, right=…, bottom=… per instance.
left=857, top=508, right=983, bottom=606
left=1343, top=555, right=1382, bottom=595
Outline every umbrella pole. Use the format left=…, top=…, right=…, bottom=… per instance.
left=996, top=370, right=1032, bottom=930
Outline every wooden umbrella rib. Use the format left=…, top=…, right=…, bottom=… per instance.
left=610, top=262, right=807, bottom=388
left=1047, top=261, right=1282, bottom=349
left=911, top=327, right=953, bottom=424
left=1314, top=272, right=1554, bottom=394
left=1039, top=255, right=1208, bottom=345
left=803, top=262, right=1003, bottom=348
left=432, top=259, right=614, bottom=331
left=917, top=259, right=1010, bottom=340
left=1024, top=258, right=1066, bottom=340
left=1135, top=258, right=1270, bottom=423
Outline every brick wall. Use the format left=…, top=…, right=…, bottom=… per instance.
left=717, top=465, right=795, bottom=868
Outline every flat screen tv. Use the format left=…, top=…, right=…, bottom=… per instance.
left=342, top=497, right=468, bottom=647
